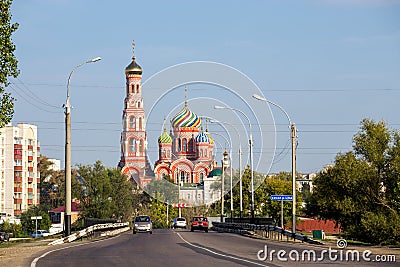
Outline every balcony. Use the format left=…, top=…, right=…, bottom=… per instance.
left=27, top=199, right=33, bottom=205
left=28, top=167, right=33, bottom=172
left=14, top=187, right=22, bottom=193
left=14, top=199, right=22, bottom=204
left=27, top=188, right=33, bottom=193
left=28, top=177, right=34, bottom=183
left=14, top=210, right=22, bottom=215
left=28, top=156, right=33, bottom=162
left=14, top=166, right=22, bottom=171
left=14, top=177, right=22, bottom=183
left=14, top=144, right=22, bottom=150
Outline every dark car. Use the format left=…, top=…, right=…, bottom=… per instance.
left=133, top=215, right=153, bottom=234
left=190, top=216, right=209, bottom=232
left=0, top=231, right=10, bottom=242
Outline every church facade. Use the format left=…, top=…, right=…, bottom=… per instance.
left=119, top=43, right=217, bottom=187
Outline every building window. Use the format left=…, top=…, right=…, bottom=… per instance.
left=129, top=138, right=136, bottom=152
left=200, top=173, right=204, bottom=183
left=139, top=140, right=144, bottom=153
left=180, top=171, right=185, bottom=184
left=131, top=84, right=135, bottom=94
left=137, top=101, right=141, bottom=108
left=136, top=84, right=140, bottom=93
left=177, top=139, right=181, bottom=152
left=183, top=139, right=187, bottom=152
left=138, top=117, right=143, bottom=131
left=188, top=139, right=194, bottom=152
left=129, top=116, right=135, bottom=129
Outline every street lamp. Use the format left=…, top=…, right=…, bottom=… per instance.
left=64, top=57, right=101, bottom=236
left=252, top=94, right=297, bottom=234
left=210, top=119, right=241, bottom=219
left=221, top=150, right=229, bottom=222
left=214, top=105, right=255, bottom=223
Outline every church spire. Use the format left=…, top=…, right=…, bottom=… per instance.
left=132, top=39, right=136, bottom=60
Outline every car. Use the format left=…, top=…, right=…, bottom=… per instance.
left=190, top=216, right=209, bottom=232
left=133, top=215, right=153, bottom=234
left=172, top=217, right=187, bottom=229
left=0, top=231, right=10, bottom=242
left=30, top=230, right=50, bottom=238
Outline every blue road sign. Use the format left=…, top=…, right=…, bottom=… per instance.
left=270, top=195, right=293, bottom=201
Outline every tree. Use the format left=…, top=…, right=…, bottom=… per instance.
left=0, top=0, right=18, bottom=127
left=21, top=206, right=51, bottom=234
left=75, top=161, right=134, bottom=221
left=306, top=119, right=400, bottom=245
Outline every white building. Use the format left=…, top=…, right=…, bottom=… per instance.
left=0, top=123, right=40, bottom=222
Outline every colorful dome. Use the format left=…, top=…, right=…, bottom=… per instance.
left=171, top=105, right=201, bottom=128
left=158, top=130, right=172, bottom=143
left=195, top=131, right=210, bottom=143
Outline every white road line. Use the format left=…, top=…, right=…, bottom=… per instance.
left=175, top=232, right=269, bottom=267
left=30, top=235, right=119, bottom=267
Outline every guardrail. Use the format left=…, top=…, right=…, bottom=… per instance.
left=211, top=222, right=323, bottom=245
left=48, top=222, right=129, bottom=245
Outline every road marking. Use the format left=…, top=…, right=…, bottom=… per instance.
left=30, top=235, right=119, bottom=267
left=175, top=232, right=269, bottom=267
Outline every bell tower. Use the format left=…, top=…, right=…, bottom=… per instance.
left=119, top=40, right=148, bottom=184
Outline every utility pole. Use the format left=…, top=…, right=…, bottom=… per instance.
left=291, top=124, right=297, bottom=234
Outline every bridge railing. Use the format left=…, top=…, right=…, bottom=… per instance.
left=48, top=222, right=130, bottom=245
left=211, top=222, right=323, bottom=245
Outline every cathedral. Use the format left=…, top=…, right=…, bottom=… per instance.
left=119, top=42, right=217, bottom=187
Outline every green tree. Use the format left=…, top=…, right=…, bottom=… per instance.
left=76, top=161, right=134, bottom=221
left=20, top=206, right=51, bottom=234
left=0, top=0, right=18, bottom=127
left=307, top=119, right=400, bottom=245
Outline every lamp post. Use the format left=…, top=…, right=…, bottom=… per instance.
left=64, top=57, right=101, bottom=236
left=215, top=105, right=255, bottom=223
left=252, top=94, right=297, bottom=234
left=221, top=150, right=229, bottom=222
left=210, top=119, right=241, bottom=219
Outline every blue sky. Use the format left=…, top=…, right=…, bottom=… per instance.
left=9, top=0, right=400, bottom=174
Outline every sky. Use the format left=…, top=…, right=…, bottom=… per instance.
left=8, top=0, right=400, bottom=175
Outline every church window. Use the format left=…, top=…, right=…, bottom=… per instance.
left=177, top=139, right=181, bottom=152
left=200, top=149, right=203, bottom=157
left=139, top=139, right=144, bottom=153
left=137, top=101, right=141, bottom=108
left=129, top=116, right=135, bottom=129
left=131, top=84, right=135, bottom=94
left=129, top=138, right=136, bottom=152
left=200, top=173, right=204, bottom=183
left=136, top=84, right=140, bottom=93
left=138, top=117, right=143, bottom=131
left=188, top=139, right=194, bottom=152
left=180, top=171, right=185, bottom=184
left=183, top=139, right=187, bottom=152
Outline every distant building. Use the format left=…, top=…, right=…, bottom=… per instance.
left=43, top=158, right=61, bottom=183
left=0, top=123, right=40, bottom=221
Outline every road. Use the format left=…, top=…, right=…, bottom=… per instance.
left=32, top=229, right=398, bottom=267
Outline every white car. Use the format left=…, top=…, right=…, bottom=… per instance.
left=31, top=230, right=50, bottom=238
left=172, top=217, right=187, bottom=229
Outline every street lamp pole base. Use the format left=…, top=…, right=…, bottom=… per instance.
left=64, top=214, right=71, bottom=237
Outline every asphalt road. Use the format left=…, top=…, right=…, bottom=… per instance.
left=32, top=229, right=398, bottom=267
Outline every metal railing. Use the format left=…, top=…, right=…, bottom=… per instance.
left=211, top=222, right=323, bottom=245
left=48, top=222, right=129, bottom=245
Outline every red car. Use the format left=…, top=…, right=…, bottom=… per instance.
left=190, top=216, right=209, bottom=232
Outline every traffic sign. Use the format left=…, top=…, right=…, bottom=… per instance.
left=270, top=195, right=293, bottom=201
left=31, top=216, right=43, bottom=220
left=172, top=203, right=188, bottom=208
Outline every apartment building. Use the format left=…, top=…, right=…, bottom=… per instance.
left=0, top=123, right=40, bottom=222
